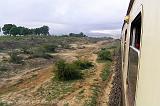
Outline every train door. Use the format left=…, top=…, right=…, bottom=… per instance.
left=127, top=12, right=141, bottom=106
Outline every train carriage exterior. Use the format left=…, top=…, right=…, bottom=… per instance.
left=121, top=0, right=160, bottom=106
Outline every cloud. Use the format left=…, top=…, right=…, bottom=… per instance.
left=0, top=0, right=129, bottom=36
left=90, top=29, right=121, bottom=35
left=89, top=29, right=121, bottom=38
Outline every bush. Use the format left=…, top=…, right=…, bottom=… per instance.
left=0, top=100, right=9, bottom=106
left=55, top=60, right=82, bottom=81
left=55, top=60, right=93, bottom=81
left=101, top=64, right=111, bottom=81
left=30, top=47, right=53, bottom=59
left=9, top=51, right=23, bottom=64
left=32, top=51, right=52, bottom=59
left=98, top=49, right=112, bottom=61
left=0, top=64, right=8, bottom=72
left=21, top=46, right=32, bottom=54
left=43, top=44, right=56, bottom=53
left=60, top=43, right=70, bottom=49
left=73, top=60, right=93, bottom=70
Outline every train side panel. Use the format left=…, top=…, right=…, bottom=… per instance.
left=136, top=0, right=160, bottom=106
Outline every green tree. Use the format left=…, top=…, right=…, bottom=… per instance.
left=80, top=32, right=86, bottom=37
left=2, top=24, right=50, bottom=36
left=2, top=24, right=16, bottom=35
left=69, top=32, right=86, bottom=37
left=10, top=26, right=19, bottom=36
left=80, top=32, right=83, bottom=36
left=18, top=27, right=30, bottom=35
left=17, top=26, right=23, bottom=35
left=69, top=33, right=74, bottom=37
left=41, top=25, right=49, bottom=35
left=30, top=28, right=36, bottom=35
left=35, top=28, right=41, bottom=35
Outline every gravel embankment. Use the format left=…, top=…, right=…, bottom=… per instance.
left=108, top=51, right=123, bottom=106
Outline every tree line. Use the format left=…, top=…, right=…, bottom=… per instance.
left=61, top=32, right=87, bottom=37
left=69, top=32, right=86, bottom=37
left=1, top=24, right=49, bottom=36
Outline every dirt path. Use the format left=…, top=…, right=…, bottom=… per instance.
left=56, top=53, right=105, bottom=106
left=98, top=61, right=116, bottom=106
left=0, top=66, right=53, bottom=105
left=56, top=41, right=111, bottom=106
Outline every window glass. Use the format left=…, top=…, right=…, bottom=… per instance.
left=130, top=13, right=141, bottom=50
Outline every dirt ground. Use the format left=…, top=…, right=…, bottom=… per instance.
left=0, top=40, right=116, bottom=106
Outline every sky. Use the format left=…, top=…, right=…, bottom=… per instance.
left=0, top=0, right=130, bottom=37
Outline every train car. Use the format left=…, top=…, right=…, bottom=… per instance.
left=121, top=0, right=160, bottom=106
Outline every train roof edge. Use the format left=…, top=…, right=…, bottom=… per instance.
left=122, top=0, right=135, bottom=29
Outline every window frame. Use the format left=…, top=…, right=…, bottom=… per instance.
left=130, top=12, right=142, bottom=53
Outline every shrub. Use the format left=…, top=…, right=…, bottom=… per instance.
left=32, top=51, right=52, bottom=59
left=55, top=60, right=82, bottom=81
left=9, top=51, right=23, bottom=64
left=73, top=60, right=93, bottom=70
left=98, top=49, right=112, bottom=61
left=31, top=47, right=53, bottom=59
left=0, top=100, right=9, bottom=106
left=55, top=60, right=93, bottom=81
left=43, top=44, right=56, bottom=53
left=101, top=64, right=110, bottom=81
left=21, top=46, right=31, bottom=54
left=99, top=57, right=112, bottom=81
left=0, top=64, right=8, bottom=72
left=60, top=43, right=70, bottom=49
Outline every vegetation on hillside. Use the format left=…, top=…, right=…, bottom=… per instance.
left=0, top=36, right=81, bottom=50
left=0, top=36, right=111, bottom=79
left=0, top=34, right=118, bottom=106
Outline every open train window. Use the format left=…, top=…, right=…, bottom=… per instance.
left=127, top=12, right=142, bottom=105
left=130, top=13, right=141, bottom=50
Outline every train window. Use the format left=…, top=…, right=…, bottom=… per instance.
left=123, top=29, right=127, bottom=63
left=127, top=12, right=141, bottom=105
left=130, top=13, right=141, bottom=50
left=125, top=30, right=127, bottom=42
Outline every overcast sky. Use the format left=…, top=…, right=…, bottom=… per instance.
left=0, top=0, right=129, bottom=37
